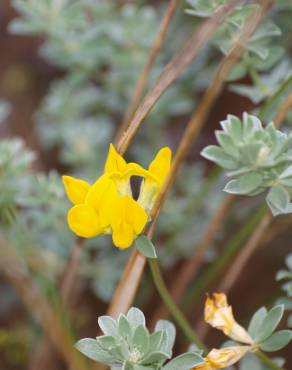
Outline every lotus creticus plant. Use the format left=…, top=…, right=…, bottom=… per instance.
left=201, top=113, right=292, bottom=215
left=63, top=144, right=172, bottom=249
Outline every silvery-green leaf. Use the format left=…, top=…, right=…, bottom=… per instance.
left=118, top=314, right=132, bottom=337
left=276, top=270, right=292, bottom=281
left=215, top=131, right=237, bottom=157
left=155, top=320, right=176, bottom=355
left=255, top=305, right=284, bottom=343
left=133, top=325, right=150, bottom=355
left=259, top=330, right=292, bottom=352
left=98, top=335, right=117, bottom=350
left=135, top=236, right=157, bottom=259
left=221, top=115, right=242, bottom=141
left=224, top=173, right=263, bottom=195
left=239, top=353, right=262, bottom=370
left=266, top=186, right=290, bottom=216
left=201, top=146, right=237, bottom=170
left=122, top=361, right=133, bottom=370
left=248, top=307, right=268, bottom=339
left=149, top=330, right=164, bottom=352
left=141, top=351, right=170, bottom=365
left=127, top=307, right=145, bottom=327
left=227, top=62, right=247, bottom=82
left=75, top=338, right=114, bottom=364
left=243, top=113, right=262, bottom=136
left=162, top=353, right=204, bottom=370
left=98, top=315, right=118, bottom=336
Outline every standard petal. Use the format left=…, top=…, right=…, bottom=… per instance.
left=148, top=147, right=172, bottom=184
left=104, top=144, right=127, bottom=174
left=62, top=175, right=91, bottom=205
left=112, top=221, right=135, bottom=249
left=67, top=204, right=102, bottom=238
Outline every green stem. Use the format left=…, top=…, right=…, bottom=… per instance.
left=258, top=75, right=292, bottom=120
left=148, top=258, right=207, bottom=352
left=183, top=204, right=267, bottom=311
left=256, top=350, right=286, bottom=370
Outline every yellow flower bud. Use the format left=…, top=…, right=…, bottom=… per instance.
left=193, top=346, right=250, bottom=369
left=205, top=293, right=253, bottom=344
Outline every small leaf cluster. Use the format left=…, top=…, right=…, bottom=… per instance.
left=201, top=113, right=292, bottom=216
left=76, top=307, right=203, bottom=370
left=276, top=254, right=292, bottom=327
left=247, top=304, right=292, bottom=352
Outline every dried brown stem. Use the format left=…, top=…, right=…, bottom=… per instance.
left=60, top=237, right=85, bottom=305
left=0, top=239, right=90, bottom=370
left=116, top=0, right=181, bottom=140
left=116, top=0, right=244, bottom=154
left=107, top=0, right=267, bottom=319
left=150, top=194, right=236, bottom=324
left=218, top=212, right=273, bottom=292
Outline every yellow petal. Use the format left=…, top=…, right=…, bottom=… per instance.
left=110, top=195, right=148, bottom=249
left=192, top=362, right=214, bottom=370
left=85, top=174, right=119, bottom=227
left=104, top=144, right=127, bottom=175
left=204, top=293, right=253, bottom=344
left=124, top=195, right=148, bottom=234
left=62, top=175, right=91, bottom=205
left=204, top=294, right=235, bottom=336
left=148, top=147, right=172, bottom=184
left=125, top=162, right=151, bottom=178
left=67, top=204, right=102, bottom=238
left=112, top=221, right=135, bottom=249
left=207, top=346, right=250, bottom=368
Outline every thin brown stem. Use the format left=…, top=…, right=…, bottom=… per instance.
left=0, top=239, right=90, bottom=370
left=116, top=0, right=181, bottom=141
left=29, top=238, right=86, bottom=370
left=107, top=1, right=268, bottom=318
left=116, top=0, right=244, bottom=154
left=60, top=237, right=85, bottom=305
left=151, top=194, right=236, bottom=324
left=218, top=212, right=273, bottom=292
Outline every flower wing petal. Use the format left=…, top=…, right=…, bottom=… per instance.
left=67, top=204, right=102, bottom=238
left=62, top=175, right=91, bottom=205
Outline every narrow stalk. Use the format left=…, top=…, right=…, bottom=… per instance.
left=116, top=0, right=181, bottom=140
left=0, top=239, right=90, bottom=370
left=218, top=212, right=272, bottom=293
left=60, top=237, right=85, bottom=305
left=116, top=0, right=244, bottom=154
left=148, top=258, right=207, bottom=351
left=151, top=194, right=235, bottom=323
left=107, top=1, right=268, bottom=318
left=29, top=238, right=85, bottom=370
left=256, top=350, right=286, bottom=370
left=184, top=205, right=267, bottom=310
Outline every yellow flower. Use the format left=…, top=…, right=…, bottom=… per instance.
left=105, top=144, right=148, bottom=196
left=63, top=145, right=171, bottom=248
left=205, top=293, right=253, bottom=345
left=138, top=147, right=172, bottom=213
left=64, top=174, right=118, bottom=238
left=193, top=346, right=250, bottom=369
left=110, top=195, right=147, bottom=249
